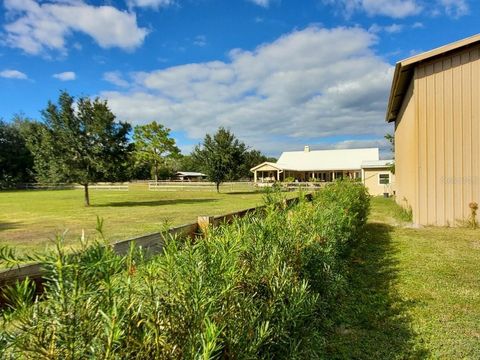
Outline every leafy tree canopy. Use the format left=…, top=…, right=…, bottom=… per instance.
left=239, top=149, right=276, bottom=179
left=0, top=117, right=34, bottom=187
left=192, top=127, right=247, bottom=192
left=24, top=91, right=132, bottom=206
left=133, top=121, right=180, bottom=182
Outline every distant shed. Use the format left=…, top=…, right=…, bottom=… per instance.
left=175, top=171, right=207, bottom=181
left=386, top=33, right=480, bottom=226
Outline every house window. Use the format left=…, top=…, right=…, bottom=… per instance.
left=379, top=173, right=390, bottom=185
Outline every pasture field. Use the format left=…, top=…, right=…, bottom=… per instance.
left=327, top=197, right=480, bottom=359
left=0, top=182, right=266, bottom=254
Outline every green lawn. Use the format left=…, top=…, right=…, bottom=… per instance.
left=0, top=183, right=267, bottom=253
left=327, top=197, right=480, bottom=359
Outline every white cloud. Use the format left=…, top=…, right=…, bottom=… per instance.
left=326, top=0, right=470, bottom=19
left=53, top=71, right=76, bottom=81
left=193, top=35, right=207, bottom=47
left=2, top=0, right=148, bottom=55
left=103, top=71, right=129, bottom=87
left=384, top=24, right=404, bottom=33
left=438, top=0, right=469, bottom=18
left=100, top=26, right=393, bottom=155
left=369, top=23, right=404, bottom=34
left=127, top=0, right=176, bottom=9
left=325, top=0, right=421, bottom=18
left=248, top=0, right=272, bottom=7
left=0, top=69, right=28, bottom=79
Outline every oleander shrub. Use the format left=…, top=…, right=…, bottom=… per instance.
left=0, top=181, right=369, bottom=359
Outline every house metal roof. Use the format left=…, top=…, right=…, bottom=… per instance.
left=361, top=160, right=394, bottom=169
left=272, top=148, right=380, bottom=171
left=386, top=33, right=480, bottom=123
left=250, top=162, right=283, bottom=172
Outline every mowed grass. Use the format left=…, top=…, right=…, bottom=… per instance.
left=327, top=197, right=480, bottom=359
left=0, top=183, right=267, bottom=254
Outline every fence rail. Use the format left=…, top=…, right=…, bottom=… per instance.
left=148, top=181, right=254, bottom=192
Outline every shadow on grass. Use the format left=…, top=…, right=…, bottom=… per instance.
left=325, top=222, right=428, bottom=359
left=93, top=198, right=217, bottom=208
left=222, top=191, right=263, bottom=195
left=0, top=222, right=21, bottom=231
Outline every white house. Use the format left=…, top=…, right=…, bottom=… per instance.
left=251, top=146, right=395, bottom=195
left=251, top=146, right=378, bottom=182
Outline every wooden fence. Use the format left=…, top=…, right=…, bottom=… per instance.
left=0, top=194, right=312, bottom=298
left=148, top=181, right=254, bottom=192
left=12, top=183, right=130, bottom=191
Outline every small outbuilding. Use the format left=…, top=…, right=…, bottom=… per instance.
left=175, top=171, right=207, bottom=181
left=361, top=160, right=395, bottom=196
left=386, top=33, right=480, bottom=226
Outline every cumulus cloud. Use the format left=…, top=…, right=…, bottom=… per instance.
left=0, top=69, right=28, bottom=79
left=127, top=0, right=176, bottom=9
left=326, top=0, right=470, bottom=19
left=247, top=0, right=273, bottom=7
left=53, top=71, right=76, bottom=81
left=438, top=0, right=469, bottom=18
left=193, top=35, right=207, bottom=47
left=100, top=26, right=393, bottom=155
left=103, top=71, right=130, bottom=87
left=369, top=23, right=404, bottom=34
left=325, top=0, right=421, bottom=18
left=2, top=0, right=148, bottom=55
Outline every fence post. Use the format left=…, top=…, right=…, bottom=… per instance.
left=197, top=216, right=214, bottom=236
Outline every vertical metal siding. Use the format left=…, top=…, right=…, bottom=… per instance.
left=394, top=81, right=418, bottom=222
left=413, top=44, right=480, bottom=225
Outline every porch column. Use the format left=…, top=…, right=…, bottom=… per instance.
left=332, top=171, right=335, bottom=181
left=254, top=170, right=257, bottom=183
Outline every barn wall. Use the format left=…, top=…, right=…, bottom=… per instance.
left=414, top=44, right=480, bottom=225
left=394, top=80, right=418, bottom=222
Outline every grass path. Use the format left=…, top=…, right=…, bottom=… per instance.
left=326, top=197, right=480, bottom=359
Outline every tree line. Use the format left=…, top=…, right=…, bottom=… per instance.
left=0, top=91, right=275, bottom=205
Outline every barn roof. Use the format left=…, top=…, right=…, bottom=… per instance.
left=386, top=33, right=480, bottom=123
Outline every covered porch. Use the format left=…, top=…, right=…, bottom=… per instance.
left=250, top=162, right=361, bottom=184
left=282, top=170, right=361, bottom=182
left=250, top=162, right=284, bottom=183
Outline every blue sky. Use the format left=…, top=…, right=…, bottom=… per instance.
left=1, top=0, right=478, bottom=157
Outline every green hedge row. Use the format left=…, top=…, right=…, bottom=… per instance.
left=0, top=181, right=370, bottom=359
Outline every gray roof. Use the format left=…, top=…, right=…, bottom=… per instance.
left=361, top=160, right=394, bottom=169
left=176, top=171, right=206, bottom=177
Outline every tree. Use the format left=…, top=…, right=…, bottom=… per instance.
left=25, top=91, right=132, bottom=206
left=176, top=154, right=203, bottom=173
left=239, top=149, right=276, bottom=179
left=0, top=118, right=34, bottom=187
left=192, top=127, right=246, bottom=192
left=133, top=121, right=180, bottom=182
left=385, top=133, right=395, bottom=174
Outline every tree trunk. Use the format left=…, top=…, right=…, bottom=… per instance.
left=154, top=162, right=158, bottom=183
left=84, top=183, right=90, bottom=206
left=216, top=182, right=220, bottom=193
